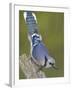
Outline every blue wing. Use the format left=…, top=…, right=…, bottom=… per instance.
left=32, top=42, right=49, bottom=66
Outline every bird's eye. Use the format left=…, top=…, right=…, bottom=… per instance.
left=49, top=63, right=54, bottom=66
left=49, top=62, right=52, bottom=65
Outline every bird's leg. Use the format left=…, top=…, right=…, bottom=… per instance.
left=30, top=57, right=44, bottom=73
left=30, top=57, right=40, bottom=67
left=36, top=66, right=44, bottom=73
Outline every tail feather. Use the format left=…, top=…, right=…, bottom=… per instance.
left=23, top=11, right=38, bottom=35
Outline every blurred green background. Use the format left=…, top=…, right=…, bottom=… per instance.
left=19, top=11, right=64, bottom=79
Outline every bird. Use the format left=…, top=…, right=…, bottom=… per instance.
left=23, top=11, right=57, bottom=70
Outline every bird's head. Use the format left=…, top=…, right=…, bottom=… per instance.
left=45, top=56, right=57, bottom=69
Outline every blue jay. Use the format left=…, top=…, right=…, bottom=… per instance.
left=23, top=11, right=57, bottom=70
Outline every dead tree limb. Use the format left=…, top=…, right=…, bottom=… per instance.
left=19, top=54, right=46, bottom=79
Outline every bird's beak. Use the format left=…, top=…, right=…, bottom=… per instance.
left=51, top=65, right=58, bottom=70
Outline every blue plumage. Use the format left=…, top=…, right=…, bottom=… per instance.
left=32, top=42, right=49, bottom=66
left=23, top=11, right=56, bottom=69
